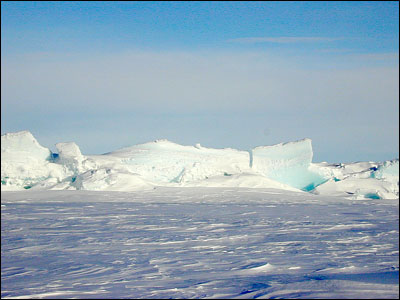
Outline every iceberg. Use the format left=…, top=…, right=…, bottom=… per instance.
left=1, top=131, right=398, bottom=199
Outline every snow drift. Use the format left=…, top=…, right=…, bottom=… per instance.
left=103, top=139, right=250, bottom=183
left=1, top=131, right=398, bottom=199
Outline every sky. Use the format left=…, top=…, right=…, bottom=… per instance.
left=1, top=1, right=399, bottom=163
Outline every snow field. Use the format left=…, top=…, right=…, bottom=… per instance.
left=1, top=188, right=399, bottom=299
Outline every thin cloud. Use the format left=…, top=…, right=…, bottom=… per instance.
left=350, top=52, right=399, bottom=61
left=228, top=36, right=341, bottom=44
left=1, top=50, right=397, bottom=115
left=1, top=50, right=398, bottom=161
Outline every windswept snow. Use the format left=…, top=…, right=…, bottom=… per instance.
left=1, top=188, right=398, bottom=299
left=1, top=131, right=398, bottom=199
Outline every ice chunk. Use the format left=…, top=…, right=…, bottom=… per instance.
left=312, top=161, right=380, bottom=181
left=55, top=142, right=85, bottom=173
left=251, top=138, right=327, bottom=190
left=313, top=159, right=399, bottom=199
left=373, top=159, right=399, bottom=180
left=314, top=177, right=398, bottom=200
left=1, top=131, right=51, bottom=163
left=1, top=131, right=62, bottom=189
left=56, top=142, right=84, bottom=161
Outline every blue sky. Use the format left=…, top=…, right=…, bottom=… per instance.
left=1, top=1, right=399, bottom=162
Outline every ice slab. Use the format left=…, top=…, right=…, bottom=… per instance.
left=251, top=138, right=327, bottom=190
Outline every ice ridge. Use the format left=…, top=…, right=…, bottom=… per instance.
left=1, top=131, right=398, bottom=199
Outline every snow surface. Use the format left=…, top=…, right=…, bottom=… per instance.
left=1, top=131, right=398, bottom=200
left=1, top=188, right=398, bottom=299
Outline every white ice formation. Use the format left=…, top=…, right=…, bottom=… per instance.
left=1, top=131, right=398, bottom=199
left=312, top=160, right=399, bottom=200
left=1, top=131, right=65, bottom=189
left=251, top=138, right=326, bottom=190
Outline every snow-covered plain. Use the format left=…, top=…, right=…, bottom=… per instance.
left=1, top=131, right=399, bottom=298
left=1, top=188, right=398, bottom=299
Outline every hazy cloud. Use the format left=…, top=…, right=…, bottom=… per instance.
left=227, top=37, right=341, bottom=44
left=1, top=50, right=398, bottom=161
left=1, top=50, right=397, bottom=113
